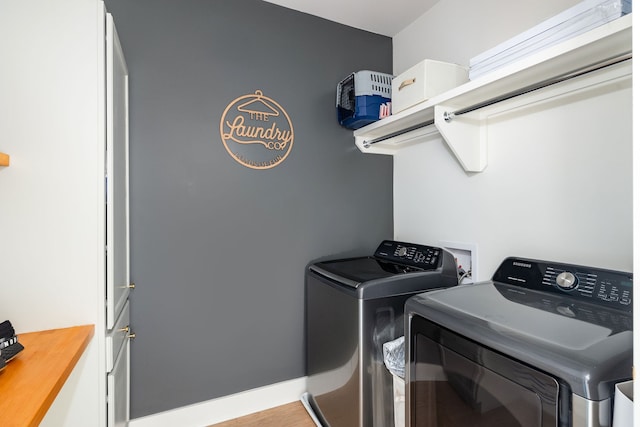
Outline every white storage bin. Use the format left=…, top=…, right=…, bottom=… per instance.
left=383, top=336, right=406, bottom=427
left=392, top=374, right=405, bottom=427
left=392, top=59, right=468, bottom=114
left=613, top=380, right=633, bottom=427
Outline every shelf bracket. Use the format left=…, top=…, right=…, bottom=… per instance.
left=434, top=105, right=487, bottom=172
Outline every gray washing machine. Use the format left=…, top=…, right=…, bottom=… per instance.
left=305, top=240, right=457, bottom=427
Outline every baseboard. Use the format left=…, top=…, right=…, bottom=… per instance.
left=129, top=377, right=308, bottom=427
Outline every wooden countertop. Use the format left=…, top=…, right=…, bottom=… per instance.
left=0, top=325, right=95, bottom=427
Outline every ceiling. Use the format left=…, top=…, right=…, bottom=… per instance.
left=262, top=0, right=440, bottom=37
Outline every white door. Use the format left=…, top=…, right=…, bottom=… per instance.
left=108, top=339, right=130, bottom=427
left=106, top=12, right=130, bottom=330
left=106, top=12, right=130, bottom=427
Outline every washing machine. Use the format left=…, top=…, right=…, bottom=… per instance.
left=305, top=240, right=458, bottom=427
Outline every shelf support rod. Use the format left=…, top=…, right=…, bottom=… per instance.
left=444, top=52, right=631, bottom=122
left=363, top=120, right=434, bottom=148
left=363, top=52, right=631, bottom=148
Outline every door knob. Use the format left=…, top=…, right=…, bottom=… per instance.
left=119, top=325, right=136, bottom=339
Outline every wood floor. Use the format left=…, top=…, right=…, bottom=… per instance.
left=210, top=401, right=317, bottom=427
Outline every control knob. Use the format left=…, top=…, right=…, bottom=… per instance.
left=556, top=272, right=577, bottom=290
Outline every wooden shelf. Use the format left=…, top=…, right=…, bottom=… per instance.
left=0, top=325, right=95, bottom=427
left=0, top=152, right=9, bottom=166
left=354, top=14, right=632, bottom=172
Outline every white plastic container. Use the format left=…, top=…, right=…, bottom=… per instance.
left=383, top=336, right=406, bottom=427
left=391, top=59, right=468, bottom=114
left=391, top=374, right=405, bottom=427
left=612, top=380, right=633, bottom=427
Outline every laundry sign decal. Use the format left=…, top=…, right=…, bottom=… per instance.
left=220, top=90, right=294, bottom=169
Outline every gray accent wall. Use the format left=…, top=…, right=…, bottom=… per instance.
left=104, top=0, right=393, bottom=417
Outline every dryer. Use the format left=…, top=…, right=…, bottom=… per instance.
left=406, top=257, right=633, bottom=427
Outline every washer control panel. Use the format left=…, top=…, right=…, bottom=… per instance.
left=493, top=257, right=633, bottom=312
left=374, top=240, right=441, bottom=270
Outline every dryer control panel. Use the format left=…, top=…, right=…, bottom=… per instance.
left=374, top=240, right=442, bottom=270
left=493, top=257, right=633, bottom=312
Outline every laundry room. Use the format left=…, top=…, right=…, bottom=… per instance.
left=0, top=0, right=634, bottom=426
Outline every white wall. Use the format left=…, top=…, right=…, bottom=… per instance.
left=0, top=0, right=106, bottom=425
left=0, top=0, right=104, bottom=332
left=392, top=0, right=633, bottom=279
left=394, top=0, right=581, bottom=74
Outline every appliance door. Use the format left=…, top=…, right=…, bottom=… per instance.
left=408, top=315, right=569, bottom=427
left=106, top=12, right=130, bottom=330
left=310, top=257, right=419, bottom=288
left=106, top=14, right=131, bottom=427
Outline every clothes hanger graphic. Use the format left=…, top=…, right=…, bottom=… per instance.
left=236, top=90, right=280, bottom=120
